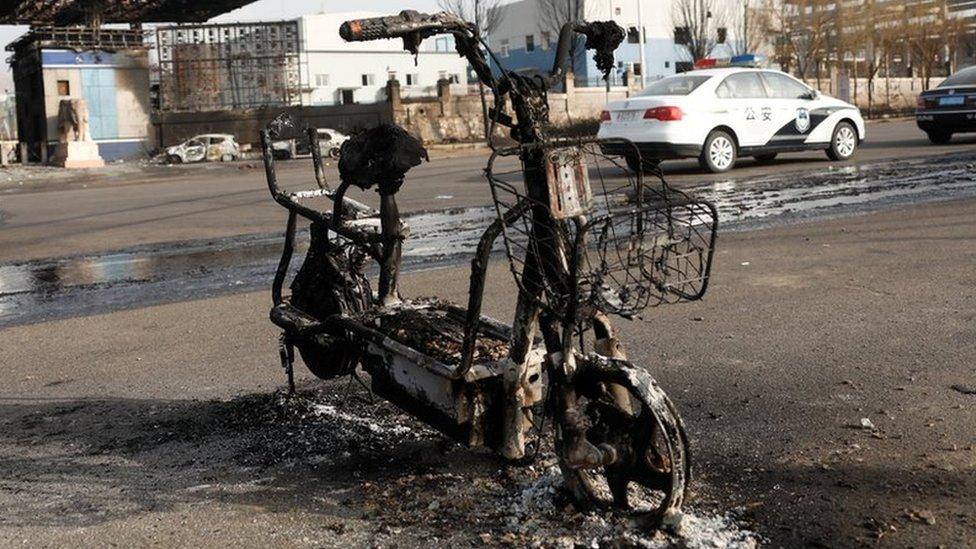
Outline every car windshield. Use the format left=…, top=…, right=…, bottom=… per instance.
left=635, top=75, right=711, bottom=96
left=939, top=68, right=976, bottom=87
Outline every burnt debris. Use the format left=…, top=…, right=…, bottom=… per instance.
left=0, top=0, right=256, bottom=25
left=578, top=22, right=626, bottom=80
left=338, top=124, right=429, bottom=196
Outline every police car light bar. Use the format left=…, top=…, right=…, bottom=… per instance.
left=694, top=53, right=767, bottom=70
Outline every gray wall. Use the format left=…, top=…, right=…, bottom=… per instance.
left=152, top=103, right=393, bottom=148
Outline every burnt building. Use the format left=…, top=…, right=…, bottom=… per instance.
left=0, top=0, right=257, bottom=162
left=7, top=28, right=152, bottom=162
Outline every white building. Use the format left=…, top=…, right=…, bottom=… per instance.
left=299, top=12, right=470, bottom=106
left=489, top=0, right=748, bottom=86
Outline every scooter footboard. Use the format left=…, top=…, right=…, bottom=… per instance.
left=336, top=301, right=545, bottom=450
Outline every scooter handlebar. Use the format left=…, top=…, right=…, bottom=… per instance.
left=340, top=10, right=464, bottom=42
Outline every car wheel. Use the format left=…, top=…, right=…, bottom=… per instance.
left=625, top=153, right=661, bottom=174
left=827, top=122, right=858, bottom=161
left=699, top=130, right=737, bottom=173
left=221, top=153, right=234, bottom=162
left=167, top=154, right=182, bottom=164
left=329, top=147, right=341, bottom=160
left=926, top=131, right=952, bottom=145
left=754, top=153, right=778, bottom=164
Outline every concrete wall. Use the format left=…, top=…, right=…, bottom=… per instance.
left=391, top=75, right=638, bottom=144
left=153, top=103, right=392, bottom=148
left=805, top=76, right=946, bottom=112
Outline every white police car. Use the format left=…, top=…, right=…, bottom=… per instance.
left=598, top=57, right=866, bottom=173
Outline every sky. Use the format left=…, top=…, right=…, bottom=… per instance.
left=0, top=0, right=448, bottom=92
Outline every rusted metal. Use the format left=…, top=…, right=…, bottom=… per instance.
left=0, top=1, right=256, bottom=25
left=155, top=21, right=304, bottom=112
left=5, top=27, right=146, bottom=53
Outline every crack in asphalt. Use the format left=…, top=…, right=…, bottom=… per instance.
left=2, top=152, right=975, bottom=328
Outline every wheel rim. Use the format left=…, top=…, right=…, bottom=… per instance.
left=557, top=358, right=690, bottom=527
left=835, top=126, right=856, bottom=157
left=709, top=136, right=734, bottom=170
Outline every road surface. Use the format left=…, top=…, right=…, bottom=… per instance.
left=0, top=198, right=974, bottom=547
left=0, top=119, right=972, bottom=263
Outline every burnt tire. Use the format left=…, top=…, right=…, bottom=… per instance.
left=167, top=154, right=182, bottom=164
left=329, top=147, right=342, bottom=160
left=556, top=357, right=690, bottom=529
left=927, top=131, right=952, bottom=145
left=826, top=121, right=858, bottom=161
left=289, top=222, right=373, bottom=380
left=295, top=335, right=359, bottom=380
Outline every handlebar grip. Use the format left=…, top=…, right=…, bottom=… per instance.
left=340, top=15, right=403, bottom=41
left=340, top=11, right=465, bottom=43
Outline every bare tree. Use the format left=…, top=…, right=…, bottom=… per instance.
left=849, top=0, right=901, bottom=115
left=671, top=0, right=731, bottom=62
left=438, top=0, right=507, bottom=141
left=903, top=0, right=965, bottom=89
left=726, top=0, right=772, bottom=56
left=535, top=0, right=589, bottom=69
left=764, top=0, right=835, bottom=82
left=437, top=0, right=505, bottom=37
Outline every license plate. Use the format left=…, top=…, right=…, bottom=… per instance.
left=940, top=95, right=965, bottom=106
left=617, top=111, right=638, bottom=121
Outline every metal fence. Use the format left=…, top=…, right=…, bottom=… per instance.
left=155, top=21, right=305, bottom=112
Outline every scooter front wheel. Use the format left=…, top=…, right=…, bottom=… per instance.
left=555, top=356, right=690, bottom=529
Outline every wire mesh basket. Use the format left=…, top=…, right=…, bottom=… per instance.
left=486, top=138, right=717, bottom=320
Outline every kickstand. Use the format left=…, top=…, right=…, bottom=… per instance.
left=278, top=335, right=296, bottom=396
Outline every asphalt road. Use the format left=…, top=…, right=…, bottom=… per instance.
left=0, top=198, right=973, bottom=547
left=0, top=119, right=974, bottom=263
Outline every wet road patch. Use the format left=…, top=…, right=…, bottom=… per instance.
left=2, top=152, right=975, bottom=328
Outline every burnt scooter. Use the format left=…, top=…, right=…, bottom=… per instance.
left=260, top=11, right=717, bottom=528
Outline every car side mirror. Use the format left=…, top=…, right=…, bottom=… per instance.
left=804, top=90, right=819, bottom=100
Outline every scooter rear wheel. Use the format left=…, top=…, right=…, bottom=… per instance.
left=556, top=356, right=690, bottom=529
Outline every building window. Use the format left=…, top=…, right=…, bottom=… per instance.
left=665, top=61, right=671, bottom=68
left=500, top=39, right=510, bottom=58
left=450, top=74, right=461, bottom=84
left=615, top=7, right=621, bottom=15
left=525, top=35, right=535, bottom=52
left=633, top=63, right=643, bottom=76
left=628, top=27, right=640, bottom=44
left=57, top=80, right=70, bottom=96
left=435, top=37, right=450, bottom=52
left=717, top=27, right=728, bottom=44
left=406, top=74, right=420, bottom=85
left=341, top=89, right=355, bottom=104
left=541, top=31, right=552, bottom=50
left=315, top=74, right=329, bottom=86
left=361, top=74, right=375, bottom=86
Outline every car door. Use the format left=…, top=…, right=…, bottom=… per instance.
left=760, top=72, right=820, bottom=146
left=715, top=72, right=772, bottom=147
left=184, top=139, right=207, bottom=163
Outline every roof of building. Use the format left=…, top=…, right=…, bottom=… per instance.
left=0, top=0, right=257, bottom=25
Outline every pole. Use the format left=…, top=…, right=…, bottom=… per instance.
left=475, top=0, right=490, bottom=140
left=637, top=0, right=647, bottom=87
